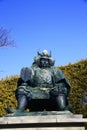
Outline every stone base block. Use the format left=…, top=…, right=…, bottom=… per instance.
left=0, top=111, right=87, bottom=130
left=0, top=127, right=85, bottom=130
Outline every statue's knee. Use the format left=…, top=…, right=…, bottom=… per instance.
left=16, top=87, right=32, bottom=101
left=16, top=88, right=25, bottom=95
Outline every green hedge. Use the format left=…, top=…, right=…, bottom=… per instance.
left=0, top=76, right=18, bottom=116
left=59, top=59, right=87, bottom=117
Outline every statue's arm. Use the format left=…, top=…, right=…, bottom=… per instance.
left=17, top=78, right=24, bottom=87
left=17, top=67, right=34, bottom=87
left=52, top=67, right=71, bottom=97
left=16, top=67, right=34, bottom=98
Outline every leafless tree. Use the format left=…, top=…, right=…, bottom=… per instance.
left=0, top=27, right=15, bottom=47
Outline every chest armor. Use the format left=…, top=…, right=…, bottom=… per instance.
left=33, top=68, right=53, bottom=86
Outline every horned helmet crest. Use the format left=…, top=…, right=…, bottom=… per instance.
left=34, top=50, right=55, bottom=66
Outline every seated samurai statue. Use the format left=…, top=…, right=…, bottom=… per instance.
left=7, top=50, right=72, bottom=113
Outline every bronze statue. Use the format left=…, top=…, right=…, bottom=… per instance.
left=7, top=50, right=72, bottom=114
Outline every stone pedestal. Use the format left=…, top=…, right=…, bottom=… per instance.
left=0, top=111, right=87, bottom=130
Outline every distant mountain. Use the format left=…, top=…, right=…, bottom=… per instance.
left=0, top=59, right=87, bottom=117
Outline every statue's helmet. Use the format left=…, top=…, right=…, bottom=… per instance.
left=42, top=50, right=49, bottom=56
left=34, top=50, right=55, bottom=66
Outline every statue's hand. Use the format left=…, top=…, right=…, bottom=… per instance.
left=50, top=83, right=68, bottom=97
left=57, top=84, right=67, bottom=95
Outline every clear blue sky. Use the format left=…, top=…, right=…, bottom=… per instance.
left=0, top=0, right=87, bottom=79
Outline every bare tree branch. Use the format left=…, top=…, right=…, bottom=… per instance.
left=0, top=27, right=15, bottom=47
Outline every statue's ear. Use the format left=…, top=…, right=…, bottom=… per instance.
left=20, top=67, right=34, bottom=82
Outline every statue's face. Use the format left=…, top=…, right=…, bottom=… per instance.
left=39, top=58, right=50, bottom=68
